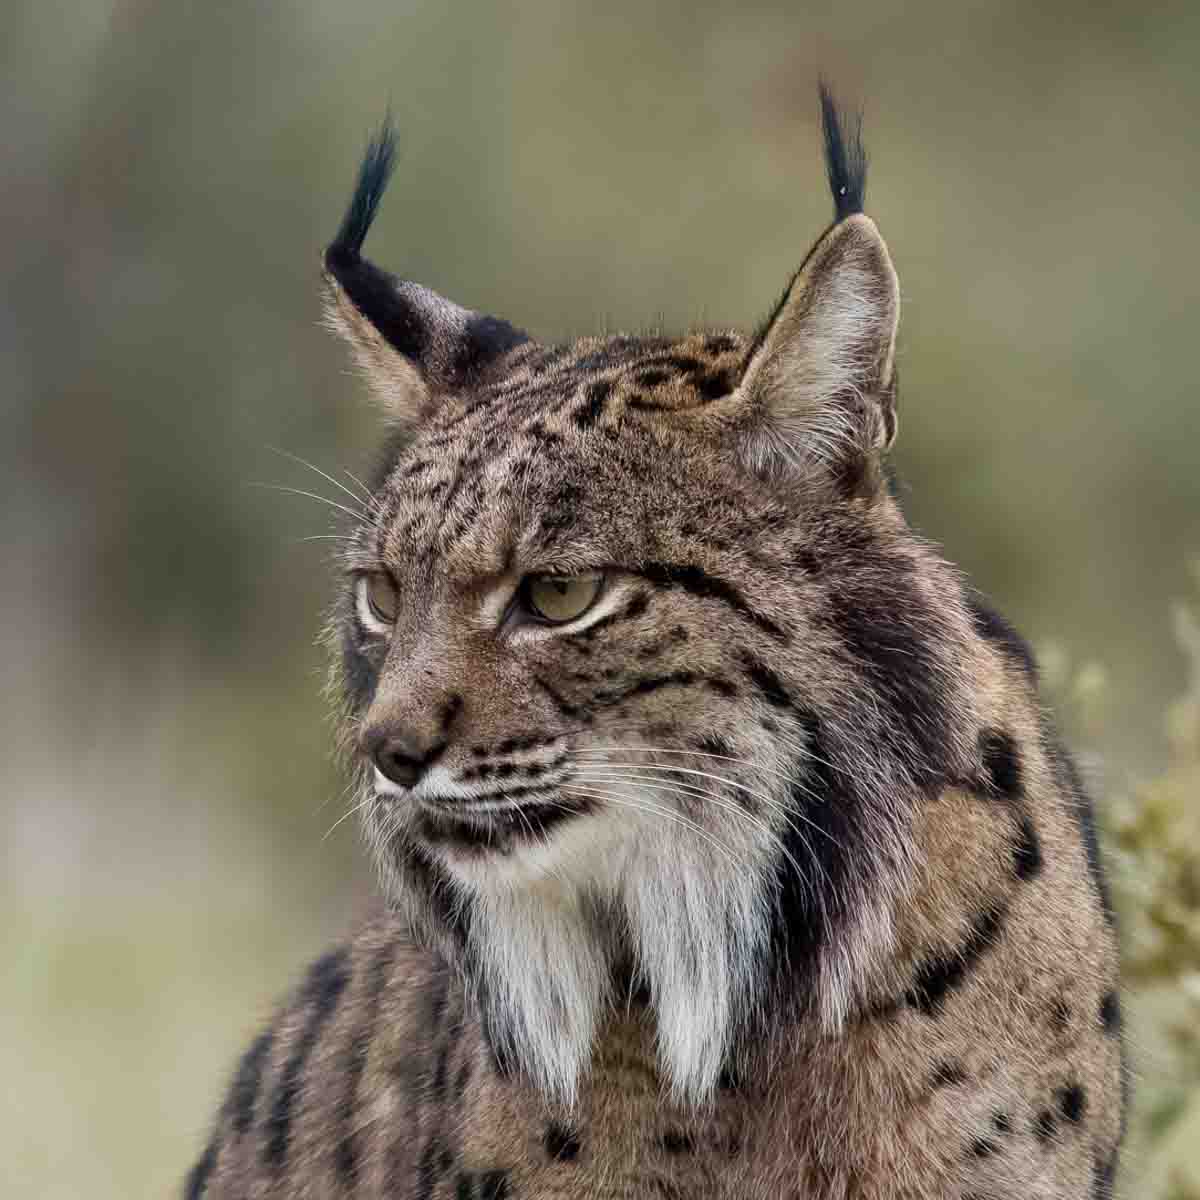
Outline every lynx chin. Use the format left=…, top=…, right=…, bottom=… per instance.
left=185, top=88, right=1125, bottom=1199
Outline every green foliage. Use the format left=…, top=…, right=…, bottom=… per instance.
left=1101, top=568, right=1200, bottom=1198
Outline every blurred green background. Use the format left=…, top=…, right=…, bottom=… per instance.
left=4, top=2, right=1199, bottom=1196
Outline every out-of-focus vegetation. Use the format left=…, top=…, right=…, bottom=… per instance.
left=2, top=2, right=1198, bottom=1196
left=1101, top=570, right=1200, bottom=1199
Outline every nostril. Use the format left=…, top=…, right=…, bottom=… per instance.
left=373, top=741, right=424, bottom=788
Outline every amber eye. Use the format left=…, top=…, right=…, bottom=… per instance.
left=361, top=571, right=399, bottom=625
left=523, top=573, right=603, bottom=624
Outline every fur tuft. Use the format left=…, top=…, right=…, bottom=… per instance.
left=819, top=83, right=867, bottom=221
left=326, top=116, right=398, bottom=270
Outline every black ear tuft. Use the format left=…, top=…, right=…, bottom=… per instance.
left=819, top=83, right=867, bottom=221
left=326, top=117, right=399, bottom=270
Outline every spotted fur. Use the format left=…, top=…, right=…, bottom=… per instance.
left=186, top=89, right=1124, bottom=1198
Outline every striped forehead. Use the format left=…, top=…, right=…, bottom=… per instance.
left=371, top=331, right=750, bottom=568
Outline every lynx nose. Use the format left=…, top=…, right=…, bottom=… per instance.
left=367, top=731, right=444, bottom=789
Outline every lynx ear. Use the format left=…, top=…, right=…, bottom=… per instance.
left=739, top=91, right=899, bottom=491
left=322, top=122, right=529, bottom=428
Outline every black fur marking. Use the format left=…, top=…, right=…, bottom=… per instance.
left=440, top=693, right=464, bottom=733
left=906, top=902, right=1008, bottom=1016
left=965, top=591, right=1039, bottom=682
left=545, top=1123, right=581, bottom=1162
left=992, top=1110, right=1013, bottom=1135
left=231, top=1025, right=275, bottom=1135
left=825, top=577, right=957, bottom=789
left=479, top=1170, right=510, bottom=1199
left=819, top=83, right=867, bottom=221
left=970, top=1137, right=999, bottom=1159
left=453, top=314, right=530, bottom=382
left=979, top=730, right=1023, bottom=800
left=660, top=1130, right=696, bottom=1155
left=740, top=654, right=793, bottom=708
left=1013, top=813, right=1043, bottom=880
left=1100, top=990, right=1122, bottom=1035
left=184, top=1136, right=219, bottom=1200
left=574, top=379, right=614, bottom=430
left=769, top=713, right=859, bottom=982
left=263, top=947, right=351, bottom=1171
left=1059, top=1083, right=1087, bottom=1124
left=640, top=562, right=786, bottom=640
left=700, top=734, right=732, bottom=758
left=1035, top=1109, right=1058, bottom=1143
left=931, top=1061, right=967, bottom=1089
left=1041, top=719, right=1116, bottom=926
left=336, top=940, right=397, bottom=1184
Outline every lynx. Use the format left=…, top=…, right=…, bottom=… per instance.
left=186, top=90, right=1124, bottom=1198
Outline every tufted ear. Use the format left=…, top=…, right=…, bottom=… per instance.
left=738, top=90, right=899, bottom=493
left=322, top=122, right=529, bottom=428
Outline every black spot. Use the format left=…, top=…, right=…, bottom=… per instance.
left=1013, top=813, right=1043, bottom=880
left=992, top=1110, right=1012, bottom=1135
left=545, top=1123, right=581, bottom=1162
left=699, top=734, right=732, bottom=758
left=931, top=1061, right=967, bottom=1088
left=1059, top=1083, right=1087, bottom=1124
left=705, top=334, right=739, bottom=354
left=965, top=591, right=1039, bottom=682
left=263, top=947, right=351, bottom=1171
left=479, top=1170, right=509, bottom=1199
left=184, top=1137, right=218, bottom=1200
left=980, top=729, right=1023, bottom=800
left=440, top=693, right=464, bottom=733
left=659, top=1129, right=696, bottom=1154
left=574, top=379, right=613, bottom=429
left=970, top=1137, right=999, bottom=1158
left=906, top=902, right=1008, bottom=1016
left=695, top=369, right=734, bottom=401
left=1100, top=990, right=1121, bottom=1035
left=625, top=591, right=650, bottom=620
left=1035, top=1109, right=1058, bottom=1143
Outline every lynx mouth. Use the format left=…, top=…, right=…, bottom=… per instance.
left=411, top=791, right=593, bottom=854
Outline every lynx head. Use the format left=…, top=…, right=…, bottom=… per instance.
left=322, top=90, right=983, bottom=1106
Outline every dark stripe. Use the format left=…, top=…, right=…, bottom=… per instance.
left=905, top=902, right=1008, bottom=1016
left=183, top=1136, right=219, bottom=1200
left=412, top=973, right=459, bottom=1200
left=1100, top=990, right=1121, bottom=1035
left=479, top=1171, right=509, bottom=1200
left=741, top=654, right=793, bottom=708
left=1013, top=813, right=1043, bottom=880
left=263, top=947, right=351, bottom=1172
left=639, top=563, right=786, bottom=641
left=1040, top=718, right=1115, bottom=926
left=965, top=590, right=1039, bottom=682
left=574, top=379, right=614, bottom=429
left=979, top=729, right=1023, bottom=800
left=335, top=940, right=397, bottom=1185
left=231, top=1026, right=275, bottom=1136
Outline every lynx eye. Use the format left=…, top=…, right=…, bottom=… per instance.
left=361, top=571, right=399, bottom=625
left=522, top=573, right=603, bottom=624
